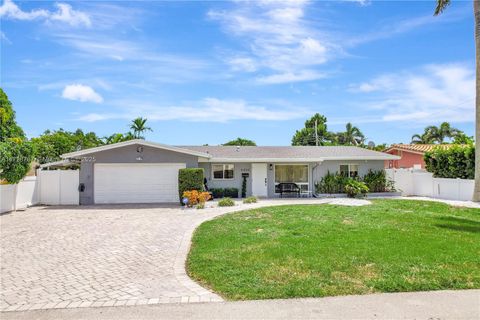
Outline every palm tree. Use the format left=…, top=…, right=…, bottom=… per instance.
left=130, top=117, right=152, bottom=139
left=438, top=122, right=461, bottom=142
left=342, top=123, right=365, bottom=146
left=411, top=122, right=462, bottom=144
left=411, top=133, right=435, bottom=144
left=435, top=0, right=479, bottom=201
left=103, top=132, right=135, bottom=144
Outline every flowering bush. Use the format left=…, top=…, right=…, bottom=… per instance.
left=182, top=190, right=211, bottom=207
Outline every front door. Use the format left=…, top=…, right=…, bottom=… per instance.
left=251, top=163, right=268, bottom=197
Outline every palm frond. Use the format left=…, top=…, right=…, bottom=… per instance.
left=434, top=0, right=451, bottom=15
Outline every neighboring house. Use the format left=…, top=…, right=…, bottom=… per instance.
left=60, top=140, right=399, bottom=204
left=384, top=144, right=453, bottom=169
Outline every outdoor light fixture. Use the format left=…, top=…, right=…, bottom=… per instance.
left=269, top=164, right=273, bottom=170
left=137, top=146, right=144, bottom=153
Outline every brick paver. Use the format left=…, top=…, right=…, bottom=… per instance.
left=1, top=198, right=375, bottom=311
left=0, top=204, right=228, bottom=311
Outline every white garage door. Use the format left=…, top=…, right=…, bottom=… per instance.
left=94, top=163, right=185, bottom=204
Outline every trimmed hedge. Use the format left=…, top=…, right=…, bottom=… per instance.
left=424, top=145, right=474, bottom=179
left=210, top=187, right=239, bottom=198
left=178, top=168, right=204, bottom=204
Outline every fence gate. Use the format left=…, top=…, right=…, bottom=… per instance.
left=38, top=170, right=79, bottom=205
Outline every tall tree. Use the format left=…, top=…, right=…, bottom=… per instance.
left=223, top=138, right=257, bottom=146
left=435, top=0, right=479, bottom=201
left=411, top=132, right=436, bottom=144
left=0, top=88, right=33, bottom=189
left=337, top=123, right=365, bottom=146
left=411, top=122, right=463, bottom=144
left=103, top=132, right=135, bottom=144
left=0, top=88, right=25, bottom=141
left=130, top=117, right=152, bottom=139
left=292, top=113, right=331, bottom=146
left=31, top=129, right=103, bottom=164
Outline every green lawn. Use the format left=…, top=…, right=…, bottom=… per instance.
left=187, top=200, right=480, bottom=300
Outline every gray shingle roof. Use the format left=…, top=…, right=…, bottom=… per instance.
left=178, top=145, right=399, bottom=161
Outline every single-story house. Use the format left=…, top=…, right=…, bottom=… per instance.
left=61, top=139, right=399, bottom=204
left=384, top=144, right=453, bottom=169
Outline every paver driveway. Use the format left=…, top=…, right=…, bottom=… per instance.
left=0, top=198, right=372, bottom=312
left=0, top=204, right=227, bottom=312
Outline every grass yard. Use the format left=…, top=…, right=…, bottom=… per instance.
left=187, top=200, right=480, bottom=300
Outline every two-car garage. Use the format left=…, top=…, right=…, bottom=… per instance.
left=93, top=163, right=186, bottom=204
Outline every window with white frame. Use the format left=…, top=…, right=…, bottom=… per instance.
left=339, top=164, right=359, bottom=178
left=212, top=164, right=234, bottom=180
left=274, top=164, right=309, bottom=192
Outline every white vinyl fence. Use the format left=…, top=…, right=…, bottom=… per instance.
left=38, top=170, right=79, bottom=206
left=0, top=170, right=79, bottom=213
left=0, top=177, right=39, bottom=213
left=386, top=168, right=474, bottom=201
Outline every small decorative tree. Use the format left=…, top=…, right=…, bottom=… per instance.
left=241, top=175, right=247, bottom=198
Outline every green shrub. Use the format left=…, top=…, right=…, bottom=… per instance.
left=345, top=179, right=369, bottom=198
left=210, top=188, right=224, bottom=198
left=424, top=145, right=474, bottom=179
left=0, top=140, right=33, bottom=184
left=243, top=196, right=258, bottom=204
left=211, top=188, right=239, bottom=198
left=196, top=203, right=205, bottom=209
left=363, top=170, right=396, bottom=192
left=316, top=170, right=396, bottom=195
left=224, top=188, right=239, bottom=198
left=218, top=197, right=235, bottom=207
left=315, top=171, right=348, bottom=194
left=178, top=168, right=204, bottom=204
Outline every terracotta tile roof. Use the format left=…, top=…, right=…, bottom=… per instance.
left=384, top=144, right=456, bottom=154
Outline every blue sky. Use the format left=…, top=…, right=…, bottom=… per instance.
left=0, top=0, right=475, bottom=146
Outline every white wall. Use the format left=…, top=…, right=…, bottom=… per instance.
left=0, top=184, right=16, bottom=213
left=386, top=169, right=474, bottom=201
left=0, top=170, right=79, bottom=213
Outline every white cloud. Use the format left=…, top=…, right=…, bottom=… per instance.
left=62, top=84, right=103, bottom=103
left=0, top=0, right=48, bottom=20
left=257, top=70, right=326, bottom=84
left=208, top=1, right=333, bottom=84
left=348, top=75, right=396, bottom=93
left=349, top=63, right=474, bottom=123
left=77, top=98, right=310, bottom=123
left=227, top=57, right=257, bottom=72
left=0, top=0, right=90, bottom=27
left=49, top=3, right=91, bottom=27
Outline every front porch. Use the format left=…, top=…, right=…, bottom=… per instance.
left=200, top=160, right=386, bottom=199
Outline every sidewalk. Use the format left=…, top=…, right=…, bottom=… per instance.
left=3, top=289, right=479, bottom=320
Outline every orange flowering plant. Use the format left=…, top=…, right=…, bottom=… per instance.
left=182, top=190, right=211, bottom=207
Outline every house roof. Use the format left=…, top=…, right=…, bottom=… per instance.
left=179, top=145, right=399, bottom=162
left=384, top=144, right=456, bottom=155
left=60, top=140, right=399, bottom=162
left=61, top=139, right=212, bottom=159
left=39, top=159, right=76, bottom=169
